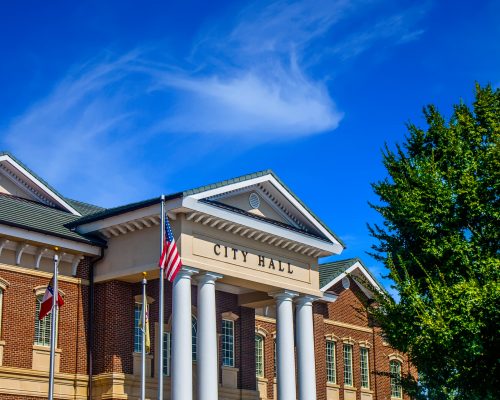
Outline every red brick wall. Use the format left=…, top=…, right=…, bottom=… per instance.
left=92, top=277, right=256, bottom=392
left=252, top=276, right=413, bottom=400
left=93, top=279, right=135, bottom=374
left=0, top=258, right=89, bottom=375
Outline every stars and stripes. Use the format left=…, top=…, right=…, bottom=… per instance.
left=158, top=214, right=182, bottom=282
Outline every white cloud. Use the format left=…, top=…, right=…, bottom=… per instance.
left=2, top=0, right=430, bottom=205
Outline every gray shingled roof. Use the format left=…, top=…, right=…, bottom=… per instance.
left=319, top=257, right=385, bottom=292
left=70, top=169, right=345, bottom=248
left=64, top=198, right=105, bottom=216
left=1, top=152, right=344, bottom=250
left=0, top=194, right=105, bottom=245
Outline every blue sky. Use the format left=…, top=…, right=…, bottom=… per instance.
left=0, top=0, right=498, bottom=293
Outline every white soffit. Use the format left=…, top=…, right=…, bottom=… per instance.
left=0, top=155, right=81, bottom=215
left=184, top=174, right=343, bottom=254
left=0, top=224, right=101, bottom=256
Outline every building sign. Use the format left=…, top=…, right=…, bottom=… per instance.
left=192, top=234, right=310, bottom=283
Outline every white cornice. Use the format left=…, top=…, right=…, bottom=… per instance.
left=0, top=225, right=100, bottom=256
left=187, top=174, right=343, bottom=251
left=320, top=261, right=383, bottom=295
left=183, top=196, right=340, bottom=254
left=0, top=155, right=80, bottom=215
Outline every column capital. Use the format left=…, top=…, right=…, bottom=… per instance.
left=295, top=295, right=319, bottom=306
left=177, top=266, right=199, bottom=279
left=269, top=290, right=299, bottom=301
left=197, top=271, right=223, bottom=285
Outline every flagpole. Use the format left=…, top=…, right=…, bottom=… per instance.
left=141, top=272, right=147, bottom=400
left=158, top=195, right=165, bottom=400
left=48, top=252, right=59, bottom=400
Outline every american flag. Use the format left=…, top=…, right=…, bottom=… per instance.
left=158, top=215, right=182, bottom=282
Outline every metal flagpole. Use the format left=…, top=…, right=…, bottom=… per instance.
left=141, top=272, right=147, bottom=400
left=48, top=251, right=59, bottom=400
left=158, top=195, right=165, bottom=400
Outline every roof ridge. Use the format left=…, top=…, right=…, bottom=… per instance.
left=182, top=169, right=274, bottom=196
left=64, top=197, right=105, bottom=210
left=319, top=257, right=360, bottom=267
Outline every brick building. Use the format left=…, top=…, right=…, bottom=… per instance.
left=0, top=152, right=411, bottom=399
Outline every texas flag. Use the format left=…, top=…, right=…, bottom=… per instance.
left=38, top=277, right=64, bottom=320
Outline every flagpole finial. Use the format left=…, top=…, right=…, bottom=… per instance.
left=161, top=194, right=165, bottom=201
left=54, top=246, right=59, bottom=251
left=143, top=272, right=147, bottom=278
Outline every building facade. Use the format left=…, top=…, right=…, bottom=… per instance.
left=0, top=152, right=412, bottom=400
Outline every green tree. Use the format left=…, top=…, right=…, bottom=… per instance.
left=368, top=84, right=500, bottom=399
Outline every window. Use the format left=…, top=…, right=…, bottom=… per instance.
left=360, top=347, right=370, bottom=389
left=134, top=302, right=143, bottom=353
left=390, top=360, right=402, bottom=398
left=34, top=294, right=54, bottom=346
left=163, top=332, right=171, bottom=376
left=192, top=315, right=197, bottom=361
left=343, top=344, right=353, bottom=386
left=326, top=339, right=336, bottom=384
left=222, top=319, right=234, bottom=367
left=273, top=339, right=276, bottom=376
left=255, top=334, right=264, bottom=377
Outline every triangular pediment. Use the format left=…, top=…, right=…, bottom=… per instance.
left=0, top=153, right=80, bottom=215
left=182, top=170, right=344, bottom=253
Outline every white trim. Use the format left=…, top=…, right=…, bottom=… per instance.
left=75, top=197, right=182, bottom=234
left=187, top=174, right=343, bottom=250
left=320, top=261, right=383, bottom=293
left=0, top=225, right=101, bottom=256
left=0, top=155, right=81, bottom=215
left=183, top=196, right=340, bottom=254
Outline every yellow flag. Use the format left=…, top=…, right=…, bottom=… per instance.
left=139, top=302, right=151, bottom=353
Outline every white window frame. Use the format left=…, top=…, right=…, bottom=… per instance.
left=326, top=339, right=337, bottom=384
left=343, top=343, right=353, bottom=387
left=390, top=360, right=403, bottom=398
left=192, top=315, right=197, bottom=362
left=34, top=293, right=57, bottom=347
left=255, top=334, right=265, bottom=378
left=133, top=302, right=143, bottom=353
left=163, top=331, right=171, bottom=376
left=360, top=347, right=370, bottom=389
left=221, top=319, right=235, bottom=367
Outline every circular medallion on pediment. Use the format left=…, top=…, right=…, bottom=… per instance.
left=342, top=276, right=350, bottom=289
left=249, top=192, right=260, bottom=209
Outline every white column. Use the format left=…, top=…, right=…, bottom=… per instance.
left=296, top=296, right=317, bottom=400
left=271, top=290, right=298, bottom=400
left=171, top=267, right=198, bottom=400
left=197, top=272, right=223, bottom=400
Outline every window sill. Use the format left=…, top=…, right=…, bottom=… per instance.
left=221, top=365, right=239, bottom=371
left=326, top=382, right=340, bottom=388
left=33, top=345, right=61, bottom=353
left=256, top=376, right=268, bottom=383
left=361, top=388, right=373, bottom=393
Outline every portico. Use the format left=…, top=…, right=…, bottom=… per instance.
left=72, top=169, right=345, bottom=399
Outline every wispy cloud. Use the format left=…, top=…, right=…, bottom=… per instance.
left=2, top=0, right=429, bottom=205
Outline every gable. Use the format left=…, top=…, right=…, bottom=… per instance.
left=207, top=188, right=298, bottom=227
left=0, top=152, right=80, bottom=215
left=184, top=170, right=344, bottom=252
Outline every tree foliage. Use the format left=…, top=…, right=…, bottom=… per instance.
left=368, top=84, right=499, bottom=399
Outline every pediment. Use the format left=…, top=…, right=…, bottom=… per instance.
left=0, top=153, right=80, bottom=215
left=182, top=170, right=344, bottom=252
